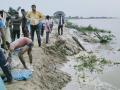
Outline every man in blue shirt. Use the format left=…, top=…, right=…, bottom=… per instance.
left=0, top=11, right=12, bottom=82
left=0, top=19, right=4, bottom=28
left=0, top=11, right=6, bottom=47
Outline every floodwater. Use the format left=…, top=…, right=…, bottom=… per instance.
left=62, top=19, right=120, bottom=90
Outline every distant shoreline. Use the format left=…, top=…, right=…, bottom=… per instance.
left=66, top=17, right=119, bottom=20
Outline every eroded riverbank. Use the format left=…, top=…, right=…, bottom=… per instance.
left=61, top=19, right=120, bottom=90
left=5, top=22, right=120, bottom=90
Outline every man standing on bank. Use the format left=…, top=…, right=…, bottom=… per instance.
left=58, top=14, right=64, bottom=35
left=21, top=9, right=29, bottom=37
left=26, top=5, right=44, bottom=47
left=11, top=12, right=21, bottom=41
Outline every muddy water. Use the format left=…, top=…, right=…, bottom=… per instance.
left=62, top=19, right=120, bottom=90
left=70, top=19, right=120, bottom=49
left=61, top=57, right=80, bottom=90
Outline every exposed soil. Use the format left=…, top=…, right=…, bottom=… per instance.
left=6, top=27, right=76, bottom=90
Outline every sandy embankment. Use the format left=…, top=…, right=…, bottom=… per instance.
left=6, top=26, right=82, bottom=90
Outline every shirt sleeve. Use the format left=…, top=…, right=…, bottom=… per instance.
left=0, top=21, right=4, bottom=29
left=26, top=12, right=30, bottom=19
left=38, top=12, right=44, bottom=19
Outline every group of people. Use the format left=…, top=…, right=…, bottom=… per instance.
left=0, top=4, right=65, bottom=83
left=6, top=5, right=54, bottom=46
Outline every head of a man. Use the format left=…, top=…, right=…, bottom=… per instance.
left=59, top=14, right=63, bottom=18
left=46, top=15, right=50, bottom=20
left=0, top=10, right=3, bottom=19
left=21, top=9, right=26, bottom=16
left=15, top=12, right=19, bottom=18
left=31, top=5, right=36, bottom=12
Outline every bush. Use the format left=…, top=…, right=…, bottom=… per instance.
left=94, top=32, right=115, bottom=43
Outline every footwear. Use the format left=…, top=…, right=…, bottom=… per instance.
left=39, top=44, right=41, bottom=47
left=28, top=65, right=34, bottom=72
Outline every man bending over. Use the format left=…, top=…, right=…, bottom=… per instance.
left=6, top=37, right=33, bottom=69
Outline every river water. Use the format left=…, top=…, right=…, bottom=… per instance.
left=62, top=19, right=120, bottom=90
left=70, top=19, right=120, bottom=49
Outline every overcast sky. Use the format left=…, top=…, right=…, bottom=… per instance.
left=0, top=0, right=120, bottom=17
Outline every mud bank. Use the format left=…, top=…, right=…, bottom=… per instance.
left=5, top=24, right=119, bottom=90
left=60, top=26, right=120, bottom=90
left=6, top=27, right=78, bottom=90
left=6, top=46, right=71, bottom=90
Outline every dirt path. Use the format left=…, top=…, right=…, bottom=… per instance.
left=6, top=27, right=71, bottom=90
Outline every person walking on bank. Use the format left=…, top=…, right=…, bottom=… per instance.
left=45, top=15, right=51, bottom=44
left=21, top=9, right=29, bottom=37
left=58, top=14, right=64, bottom=35
left=11, top=12, right=21, bottom=41
left=26, top=5, right=44, bottom=47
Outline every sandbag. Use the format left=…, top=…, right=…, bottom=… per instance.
left=11, top=70, right=32, bottom=81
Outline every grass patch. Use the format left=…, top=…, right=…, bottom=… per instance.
left=74, top=54, right=112, bottom=82
left=74, top=54, right=120, bottom=82
left=74, top=54, right=111, bottom=73
left=65, top=21, right=111, bottom=33
left=65, top=21, right=114, bottom=43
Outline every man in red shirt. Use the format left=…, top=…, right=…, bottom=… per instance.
left=6, top=37, right=33, bottom=69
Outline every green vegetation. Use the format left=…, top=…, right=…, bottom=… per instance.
left=74, top=54, right=112, bottom=82
left=65, top=21, right=114, bottom=43
left=94, top=32, right=115, bottom=43
left=74, top=54, right=111, bottom=73
left=74, top=54, right=120, bottom=82
left=65, top=21, right=111, bottom=33
left=100, top=35, right=114, bottom=43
